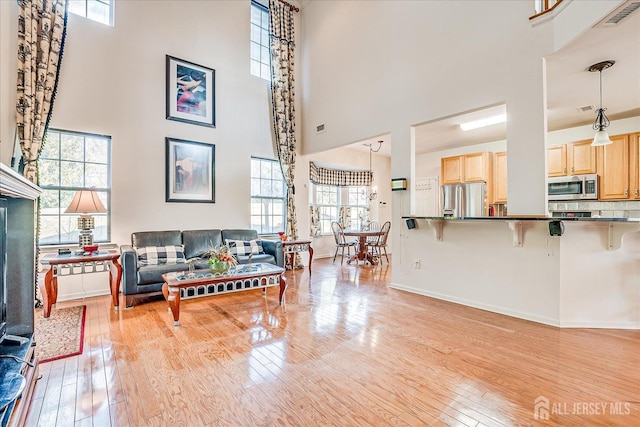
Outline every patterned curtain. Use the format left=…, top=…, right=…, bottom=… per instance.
left=16, top=0, right=69, bottom=307
left=309, top=162, right=372, bottom=186
left=17, top=0, right=68, bottom=183
left=309, top=205, right=321, bottom=237
left=339, top=207, right=351, bottom=230
left=269, top=0, right=301, bottom=269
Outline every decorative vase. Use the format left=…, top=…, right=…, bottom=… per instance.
left=209, top=259, right=230, bottom=274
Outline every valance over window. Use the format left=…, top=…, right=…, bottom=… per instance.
left=309, top=162, right=372, bottom=187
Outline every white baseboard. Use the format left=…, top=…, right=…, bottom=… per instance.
left=558, top=320, right=639, bottom=329
left=389, top=282, right=561, bottom=327
left=56, top=289, right=111, bottom=302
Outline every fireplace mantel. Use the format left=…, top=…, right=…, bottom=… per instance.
left=0, top=163, right=42, bottom=200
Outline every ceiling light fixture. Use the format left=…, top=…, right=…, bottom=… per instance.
left=362, top=140, right=382, bottom=201
left=459, top=113, right=507, bottom=131
left=588, top=60, right=615, bottom=146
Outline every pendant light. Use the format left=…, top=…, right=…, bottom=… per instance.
left=588, top=60, right=615, bottom=146
left=361, top=140, right=382, bottom=201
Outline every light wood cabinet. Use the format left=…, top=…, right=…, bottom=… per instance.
left=463, top=152, right=490, bottom=182
left=567, top=140, right=597, bottom=175
left=441, top=156, right=462, bottom=184
left=441, top=152, right=491, bottom=184
left=597, top=134, right=630, bottom=200
left=492, top=151, right=508, bottom=203
left=548, top=141, right=597, bottom=177
left=547, top=145, right=567, bottom=177
left=632, top=133, right=640, bottom=200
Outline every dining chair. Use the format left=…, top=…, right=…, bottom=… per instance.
left=368, top=221, right=390, bottom=264
left=366, top=220, right=381, bottom=245
left=331, top=221, right=357, bottom=264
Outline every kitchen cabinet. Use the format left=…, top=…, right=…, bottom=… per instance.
left=441, top=152, right=491, bottom=184
left=547, top=141, right=597, bottom=177
left=547, top=145, right=567, bottom=177
left=464, top=152, right=490, bottom=182
left=441, top=156, right=462, bottom=184
left=567, top=140, right=597, bottom=175
left=632, top=133, right=640, bottom=200
left=597, top=134, right=630, bottom=200
left=492, top=151, right=508, bottom=203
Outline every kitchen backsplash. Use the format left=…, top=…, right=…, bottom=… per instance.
left=548, top=200, right=640, bottom=218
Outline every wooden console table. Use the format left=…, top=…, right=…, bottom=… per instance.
left=282, top=239, right=313, bottom=274
left=40, top=250, right=122, bottom=318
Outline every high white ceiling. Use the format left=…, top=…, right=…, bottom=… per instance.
left=350, top=4, right=640, bottom=157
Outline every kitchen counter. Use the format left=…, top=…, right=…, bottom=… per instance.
left=402, top=216, right=640, bottom=222
left=402, top=215, right=640, bottom=251
left=394, top=217, right=640, bottom=329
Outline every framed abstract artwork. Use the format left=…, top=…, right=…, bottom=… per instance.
left=166, top=55, right=215, bottom=127
left=165, top=137, right=215, bottom=203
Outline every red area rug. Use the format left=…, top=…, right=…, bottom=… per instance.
left=34, top=305, right=86, bottom=363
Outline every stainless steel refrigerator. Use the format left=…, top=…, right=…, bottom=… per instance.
left=442, top=182, right=487, bottom=217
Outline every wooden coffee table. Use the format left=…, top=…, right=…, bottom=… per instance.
left=161, top=263, right=286, bottom=326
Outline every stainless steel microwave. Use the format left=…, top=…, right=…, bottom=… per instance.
left=548, top=174, right=598, bottom=201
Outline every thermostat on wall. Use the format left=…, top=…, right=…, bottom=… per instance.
left=391, top=178, right=408, bottom=191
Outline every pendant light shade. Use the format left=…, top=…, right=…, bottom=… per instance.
left=588, top=60, right=615, bottom=147
left=592, top=130, right=612, bottom=147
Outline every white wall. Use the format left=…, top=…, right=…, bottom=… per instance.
left=393, top=219, right=640, bottom=328
left=559, top=223, right=640, bottom=328
left=394, top=220, right=562, bottom=325
left=301, top=0, right=554, bottom=216
left=547, top=116, right=640, bottom=146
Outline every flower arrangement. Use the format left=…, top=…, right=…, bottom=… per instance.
left=278, top=231, right=288, bottom=241
left=206, top=245, right=238, bottom=265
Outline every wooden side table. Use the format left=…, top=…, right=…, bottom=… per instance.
left=40, top=249, right=122, bottom=318
left=282, top=240, right=313, bottom=274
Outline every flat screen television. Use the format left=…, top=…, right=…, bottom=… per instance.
left=0, top=207, right=7, bottom=342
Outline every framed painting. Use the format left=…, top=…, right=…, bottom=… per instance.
left=166, top=55, right=215, bottom=127
left=165, top=137, right=215, bottom=203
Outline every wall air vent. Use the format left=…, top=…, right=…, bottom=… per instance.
left=316, top=123, right=326, bottom=134
left=576, top=105, right=595, bottom=113
left=598, top=0, right=640, bottom=25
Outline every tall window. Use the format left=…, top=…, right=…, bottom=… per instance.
left=312, top=184, right=369, bottom=233
left=346, top=187, right=370, bottom=229
left=39, top=130, right=111, bottom=245
left=68, top=0, right=114, bottom=26
left=251, top=157, right=286, bottom=234
left=315, top=185, right=338, bottom=234
left=250, top=1, right=270, bottom=80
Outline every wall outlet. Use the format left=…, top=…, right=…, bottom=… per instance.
left=413, top=259, right=421, bottom=269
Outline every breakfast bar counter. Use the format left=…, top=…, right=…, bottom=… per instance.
left=394, top=216, right=640, bottom=329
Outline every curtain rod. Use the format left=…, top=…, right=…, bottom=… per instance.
left=277, top=0, right=299, bottom=13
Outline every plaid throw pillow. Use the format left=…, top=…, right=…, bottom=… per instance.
left=226, top=239, right=264, bottom=256
left=136, top=245, right=186, bottom=266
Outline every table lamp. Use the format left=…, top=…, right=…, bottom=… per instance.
left=64, top=189, right=107, bottom=247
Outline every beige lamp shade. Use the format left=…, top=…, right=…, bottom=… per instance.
left=64, top=189, right=107, bottom=214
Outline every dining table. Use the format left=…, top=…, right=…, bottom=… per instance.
left=342, top=229, right=383, bottom=265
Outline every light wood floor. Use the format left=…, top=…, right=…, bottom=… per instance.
left=27, top=257, right=639, bottom=426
